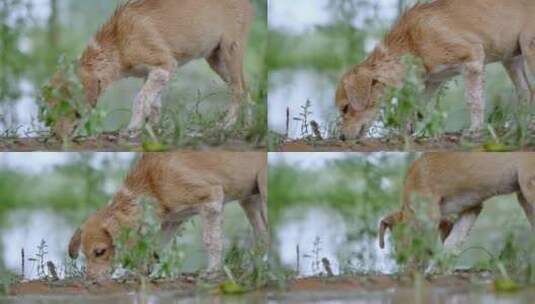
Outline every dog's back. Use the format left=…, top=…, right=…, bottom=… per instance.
left=124, top=152, right=265, bottom=205
left=102, top=0, right=254, bottom=61
left=390, top=0, right=534, bottom=65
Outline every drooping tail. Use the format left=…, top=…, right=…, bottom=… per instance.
left=379, top=178, right=415, bottom=249
left=378, top=211, right=405, bottom=249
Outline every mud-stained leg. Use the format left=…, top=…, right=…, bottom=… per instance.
left=462, top=46, right=486, bottom=133
left=148, top=93, right=163, bottom=129
left=126, top=68, right=172, bottom=137
left=503, top=56, right=532, bottom=102
left=199, top=186, right=225, bottom=277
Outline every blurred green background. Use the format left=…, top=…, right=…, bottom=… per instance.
left=0, top=0, right=267, bottom=136
left=268, top=153, right=531, bottom=276
left=268, top=0, right=523, bottom=139
left=0, top=153, right=532, bottom=280
left=0, top=153, right=257, bottom=279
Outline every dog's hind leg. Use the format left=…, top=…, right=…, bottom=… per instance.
left=443, top=206, right=482, bottom=254
left=240, top=195, right=269, bottom=249
left=239, top=167, right=269, bottom=249
left=520, top=29, right=535, bottom=102
left=503, top=56, right=532, bottom=102
left=219, top=35, right=250, bottom=129
left=517, top=192, right=535, bottom=229
left=518, top=168, right=535, bottom=229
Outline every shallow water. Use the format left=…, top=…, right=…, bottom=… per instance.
left=268, top=69, right=339, bottom=139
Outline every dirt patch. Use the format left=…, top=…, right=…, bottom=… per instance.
left=8, top=275, right=197, bottom=296
left=0, top=134, right=265, bottom=152
left=7, top=273, right=490, bottom=297
left=278, top=133, right=535, bottom=152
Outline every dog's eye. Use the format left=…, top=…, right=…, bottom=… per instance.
left=341, top=105, right=350, bottom=114
left=94, top=248, right=106, bottom=257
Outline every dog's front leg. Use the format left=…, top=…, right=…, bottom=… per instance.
left=126, top=68, right=171, bottom=137
left=199, top=186, right=225, bottom=276
left=462, top=47, right=486, bottom=133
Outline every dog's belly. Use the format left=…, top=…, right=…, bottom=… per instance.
left=161, top=200, right=236, bottom=227
left=427, top=64, right=463, bottom=82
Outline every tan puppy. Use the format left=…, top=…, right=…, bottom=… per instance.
left=76, top=0, right=254, bottom=136
left=336, top=0, right=535, bottom=140
left=68, top=152, right=268, bottom=280
left=379, top=153, right=535, bottom=256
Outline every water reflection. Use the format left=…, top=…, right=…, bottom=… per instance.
left=276, top=207, right=396, bottom=277
left=1, top=210, right=74, bottom=280
left=268, top=69, right=339, bottom=139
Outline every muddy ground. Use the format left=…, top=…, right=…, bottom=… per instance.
left=278, top=132, right=535, bottom=152
left=0, top=134, right=265, bottom=152
left=3, top=272, right=532, bottom=303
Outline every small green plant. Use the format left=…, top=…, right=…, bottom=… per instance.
left=114, top=201, right=185, bottom=279
left=28, top=240, right=49, bottom=280
left=0, top=271, right=18, bottom=296
left=222, top=243, right=292, bottom=291
left=381, top=55, right=447, bottom=141
left=486, top=95, right=535, bottom=149
left=293, top=99, right=313, bottom=137
left=63, top=258, right=85, bottom=281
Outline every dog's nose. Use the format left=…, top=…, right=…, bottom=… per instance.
left=339, top=134, right=346, bottom=141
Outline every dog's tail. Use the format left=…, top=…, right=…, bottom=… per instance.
left=378, top=211, right=406, bottom=249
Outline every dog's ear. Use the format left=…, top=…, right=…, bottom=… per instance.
left=344, top=73, right=373, bottom=111
left=374, top=62, right=404, bottom=88
left=102, top=215, right=121, bottom=242
left=68, top=228, right=82, bottom=259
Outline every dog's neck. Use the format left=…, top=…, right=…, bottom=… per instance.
left=366, top=45, right=406, bottom=89
left=107, top=187, right=142, bottom=222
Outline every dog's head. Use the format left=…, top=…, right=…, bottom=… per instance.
left=69, top=199, right=141, bottom=280
left=77, top=39, right=119, bottom=107
left=68, top=210, right=121, bottom=280
left=335, top=68, right=384, bottom=140
left=335, top=47, right=404, bottom=140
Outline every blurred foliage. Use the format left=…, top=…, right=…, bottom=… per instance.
left=269, top=153, right=535, bottom=281
left=269, top=0, right=534, bottom=145
left=381, top=55, right=447, bottom=140
left=0, top=153, right=132, bottom=222
left=0, top=0, right=267, bottom=144
left=268, top=154, right=412, bottom=231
